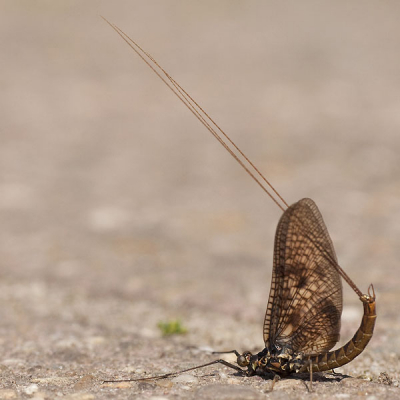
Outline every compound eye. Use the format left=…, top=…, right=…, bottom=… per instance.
left=237, top=352, right=251, bottom=367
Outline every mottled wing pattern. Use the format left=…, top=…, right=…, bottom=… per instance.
left=263, top=198, right=343, bottom=355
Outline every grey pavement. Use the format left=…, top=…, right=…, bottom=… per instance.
left=1, top=1, right=400, bottom=399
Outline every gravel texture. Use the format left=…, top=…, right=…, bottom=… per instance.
left=1, top=1, right=400, bottom=399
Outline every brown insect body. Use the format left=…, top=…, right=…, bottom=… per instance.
left=233, top=198, right=376, bottom=378
left=102, top=19, right=377, bottom=384
left=237, top=284, right=376, bottom=377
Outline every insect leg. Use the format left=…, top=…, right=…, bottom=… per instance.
left=212, top=350, right=241, bottom=357
left=268, top=374, right=281, bottom=391
left=330, top=369, right=340, bottom=375
left=103, top=359, right=245, bottom=383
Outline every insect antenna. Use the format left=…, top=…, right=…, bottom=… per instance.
left=102, top=358, right=245, bottom=383
left=101, top=16, right=288, bottom=212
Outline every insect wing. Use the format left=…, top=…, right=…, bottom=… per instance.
left=263, top=198, right=343, bottom=355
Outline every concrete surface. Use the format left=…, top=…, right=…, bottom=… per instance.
left=1, top=1, right=399, bottom=399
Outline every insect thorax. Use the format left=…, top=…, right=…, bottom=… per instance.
left=242, top=345, right=306, bottom=376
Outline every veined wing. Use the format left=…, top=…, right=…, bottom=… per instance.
left=263, top=198, right=343, bottom=355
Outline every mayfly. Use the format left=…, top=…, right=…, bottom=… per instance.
left=102, top=17, right=376, bottom=385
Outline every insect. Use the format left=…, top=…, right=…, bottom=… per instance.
left=102, top=18, right=377, bottom=386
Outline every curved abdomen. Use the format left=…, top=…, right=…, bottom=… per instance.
left=300, top=291, right=376, bottom=373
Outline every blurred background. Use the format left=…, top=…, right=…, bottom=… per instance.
left=0, top=0, right=399, bottom=396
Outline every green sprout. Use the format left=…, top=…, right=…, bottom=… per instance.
left=157, top=319, right=188, bottom=336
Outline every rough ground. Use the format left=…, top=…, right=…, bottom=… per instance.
left=1, top=1, right=400, bottom=399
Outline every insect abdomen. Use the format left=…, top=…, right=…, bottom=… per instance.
left=301, top=287, right=376, bottom=373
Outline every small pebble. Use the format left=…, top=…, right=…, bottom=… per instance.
left=24, top=384, right=39, bottom=395
left=377, top=371, right=393, bottom=385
